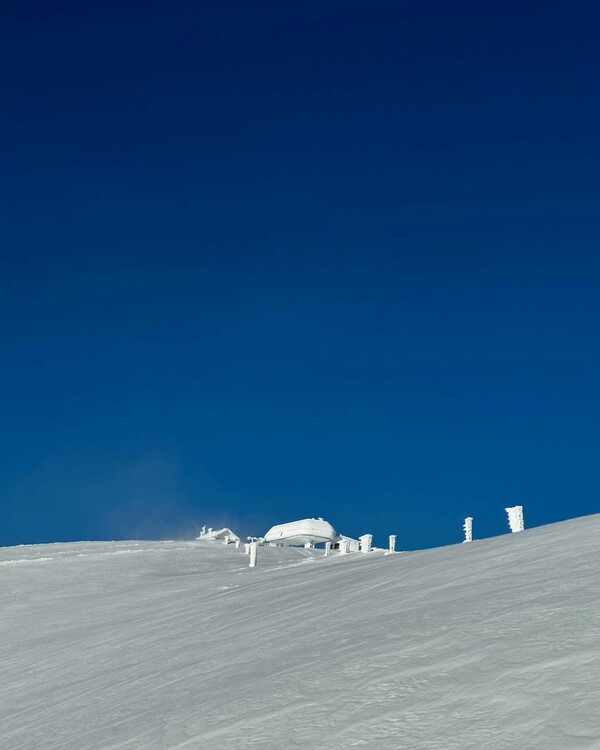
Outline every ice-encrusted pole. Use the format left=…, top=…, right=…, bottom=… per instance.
left=249, top=542, right=258, bottom=568
left=388, top=535, right=396, bottom=553
left=200, top=525, right=206, bottom=537
left=463, top=517, right=473, bottom=543
left=359, top=534, right=373, bottom=553
left=324, top=541, right=331, bottom=556
left=505, top=505, right=524, bottom=533
left=338, top=539, right=348, bottom=555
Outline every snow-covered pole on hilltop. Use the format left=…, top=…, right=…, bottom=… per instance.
left=505, top=505, right=525, bottom=533
left=249, top=542, right=258, bottom=568
left=359, top=534, right=373, bottom=553
left=324, top=542, right=331, bottom=556
left=463, top=517, right=473, bottom=543
left=200, top=525, right=206, bottom=537
left=389, top=535, right=396, bottom=553
left=338, top=539, right=348, bottom=555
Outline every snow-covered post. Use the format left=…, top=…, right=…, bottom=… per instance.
left=338, top=538, right=348, bottom=555
left=249, top=542, right=258, bottom=568
left=244, top=543, right=250, bottom=555
left=359, top=534, right=373, bottom=553
left=505, top=505, right=524, bottom=533
left=388, top=535, right=396, bottom=553
left=235, top=539, right=241, bottom=549
left=223, top=534, right=230, bottom=545
left=200, top=525, right=206, bottom=537
left=463, top=517, right=473, bottom=543
left=324, top=541, right=331, bottom=556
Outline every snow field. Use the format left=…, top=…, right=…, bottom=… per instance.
left=1, top=515, right=600, bottom=749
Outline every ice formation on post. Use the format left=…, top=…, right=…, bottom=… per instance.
left=359, top=534, right=373, bottom=553
left=505, top=505, right=525, bottom=533
left=248, top=542, right=258, bottom=568
left=388, top=535, right=396, bottom=553
left=463, top=517, right=473, bottom=543
left=196, top=527, right=240, bottom=544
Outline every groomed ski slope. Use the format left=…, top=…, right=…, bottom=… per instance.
left=1, top=515, right=599, bottom=750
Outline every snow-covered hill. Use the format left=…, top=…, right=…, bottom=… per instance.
left=2, top=516, right=599, bottom=749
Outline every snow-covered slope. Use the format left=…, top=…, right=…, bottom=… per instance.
left=2, top=515, right=599, bottom=749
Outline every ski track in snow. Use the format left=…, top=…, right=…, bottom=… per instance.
left=1, top=517, right=600, bottom=749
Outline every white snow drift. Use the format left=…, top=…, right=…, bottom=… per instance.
left=1, top=514, right=600, bottom=749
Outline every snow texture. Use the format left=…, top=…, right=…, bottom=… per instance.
left=2, top=515, right=600, bottom=749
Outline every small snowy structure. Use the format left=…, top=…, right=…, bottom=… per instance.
left=505, top=506, right=525, bottom=533
left=264, top=518, right=336, bottom=547
left=359, top=534, right=373, bottom=553
left=333, top=535, right=359, bottom=554
left=196, top=527, right=241, bottom=544
left=388, top=535, right=396, bottom=553
left=463, top=517, right=473, bottom=543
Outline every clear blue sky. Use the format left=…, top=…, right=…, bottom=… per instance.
left=2, top=0, right=599, bottom=549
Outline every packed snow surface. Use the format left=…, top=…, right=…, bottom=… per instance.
left=2, top=515, right=600, bottom=749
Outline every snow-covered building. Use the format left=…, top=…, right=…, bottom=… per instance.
left=196, top=527, right=240, bottom=544
left=332, top=534, right=360, bottom=553
left=264, top=518, right=336, bottom=547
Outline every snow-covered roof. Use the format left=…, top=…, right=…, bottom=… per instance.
left=264, top=518, right=336, bottom=546
left=197, top=527, right=240, bottom=542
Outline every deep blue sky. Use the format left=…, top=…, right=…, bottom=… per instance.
left=2, top=0, right=599, bottom=549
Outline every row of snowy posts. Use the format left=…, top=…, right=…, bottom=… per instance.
left=233, top=506, right=525, bottom=569
left=462, top=505, right=525, bottom=543
left=244, top=532, right=398, bottom=568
